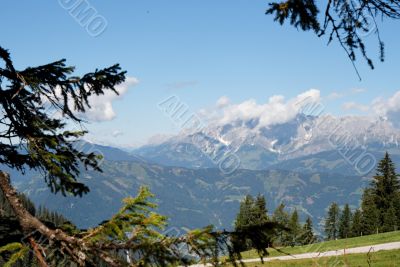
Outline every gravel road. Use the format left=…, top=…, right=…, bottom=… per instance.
left=190, top=241, right=400, bottom=266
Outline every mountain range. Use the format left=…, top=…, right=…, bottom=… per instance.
left=13, top=147, right=366, bottom=235
left=134, top=114, right=400, bottom=174
left=8, top=114, right=400, bottom=235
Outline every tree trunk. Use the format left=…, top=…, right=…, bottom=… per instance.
left=0, top=171, right=124, bottom=267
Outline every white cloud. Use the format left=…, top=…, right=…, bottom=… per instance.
left=216, top=96, right=230, bottom=108
left=342, top=102, right=369, bottom=112
left=214, top=89, right=321, bottom=128
left=372, top=91, right=400, bottom=127
left=83, top=76, right=139, bottom=122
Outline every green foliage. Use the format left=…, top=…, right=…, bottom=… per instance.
left=76, top=186, right=227, bottom=266
left=266, top=0, right=400, bottom=74
left=0, top=187, right=73, bottom=234
left=233, top=193, right=282, bottom=256
left=361, top=188, right=381, bottom=235
left=272, top=203, right=290, bottom=245
left=240, top=231, right=400, bottom=260
left=0, top=242, right=29, bottom=267
left=325, top=153, right=400, bottom=241
left=0, top=191, right=78, bottom=266
left=0, top=46, right=126, bottom=196
left=0, top=47, right=286, bottom=266
left=299, top=216, right=316, bottom=245
left=324, top=202, right=339, bottom=240
left=338, top=203, right=352, bottom=239
left=254, top=194, right=269, bottom=223
left=287, top=209, right=301, bottom=246
left=372, top=152, right=400, bottom=214
left=36, top=205, right=70, bottom=227
left=382, top=204, right=398, bottom=232
left=266, top=0, right=320, bottom=32
left=235, top=195, right=255, bottom=230
left=0, top=189, right=35, bottom=217
left=83, top=187, right=167, bottom=245
left=350, top=209, right=363, bottom=237
left=242, top=248, right=400, bottom=267
left=360, top=152, right=400, bottom=235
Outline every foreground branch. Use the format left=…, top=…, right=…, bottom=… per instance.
left=0, top=171, right=120, bottom=266
left=0, top=171, right=278, bottom=266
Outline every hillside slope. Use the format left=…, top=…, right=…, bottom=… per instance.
left=15, top=159, right=367, bottom=233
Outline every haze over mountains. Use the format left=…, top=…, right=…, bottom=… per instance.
left=11, top=109, right=400, bottom=235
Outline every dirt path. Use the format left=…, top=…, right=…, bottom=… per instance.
left=190, top=241, right=400, bottom=266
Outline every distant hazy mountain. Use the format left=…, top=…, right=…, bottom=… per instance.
left=134, top=114, right=400, bottom=174
left=11, top=143, right=368, bottom=235
left=9, top=113, right=400, bottom=235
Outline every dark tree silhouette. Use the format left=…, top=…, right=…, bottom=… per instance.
left=266, top=0, right=400, bottom=78
left=338, top=203, right=352, bottom=239
left=0, top=46, right=126, bottom=196
left=324, top=202, right=340, bottom=240
left=299, top=216, right=316, bottom=245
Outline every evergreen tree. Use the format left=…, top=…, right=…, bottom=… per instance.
left=324, top=202, right=340, bottom=240
left=357, top=153, right=400, bottom=234
left=361, top=188, right=381, bottom=235
left=0, top=47, right=126, bottom=197
left=36, top=205, right=69, bottom=228
left=338, top=204, right=352, bottom=239
left=299, top=216, right=316, bottom=245
left=0, top=46, right=285, bottom=266
left=370, top=152, right=400, bottom=226
left=266, top=0, right=400, bottom=74
left=0, top=190, right=36, bottom=217
left=234, top=195, right=255, bottom=251
left=382, top=204, right=398, bottom=233
left=272, top=203, right=290, bottom=225
left=235, top=195, right=255, bottom=229
left=254, top=194, right=269, bottom=223
left=288, top=209, right=301, bottom=246
left=272, top=203, right=290, bottom=246
left=232, top=194, right=279, bottom=254
left=350, top=209, right=363, bottom=237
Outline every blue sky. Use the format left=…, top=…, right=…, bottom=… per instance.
left=2, top=1, right=400, bottom=147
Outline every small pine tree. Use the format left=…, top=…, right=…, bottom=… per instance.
left=288, top=209, right=301, bottom=246
left=382, top=204, right=398, bottom=232
left=235, top=195, right=255, bottom=229
left=233, top=194, right=277, bottom=253
left=234, top=195, right=255, bottom=251
left=339, top=204, right=352, bottom=239
left=272, top=203, right=290, bottom=246
left=361, top=188, right=381, bottom=235
left=324, top=202, right=340, bottom=240
left=350, top=209, right=363, bottom=237
left=254, top=194, right=269, bottom=223
left=299, top=216, right=316, bottom=245
left=0, top=190, right=36, bottom=217
left=371, top=152, right=400, bottom=224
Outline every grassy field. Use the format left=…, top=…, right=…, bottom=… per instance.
left=242, top=249, right=400, bottom=267
left=240, top=231, right=400, bottom=259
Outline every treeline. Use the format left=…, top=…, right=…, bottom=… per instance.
left=325, top=152, right=400, bottom=240
left=234, top=194, right=316, bottom=251
left=0, top=190, right=70, bottom=228
left=0, top=190, right=77, bottom=266
left=0, top=190, right=75, bottom=242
